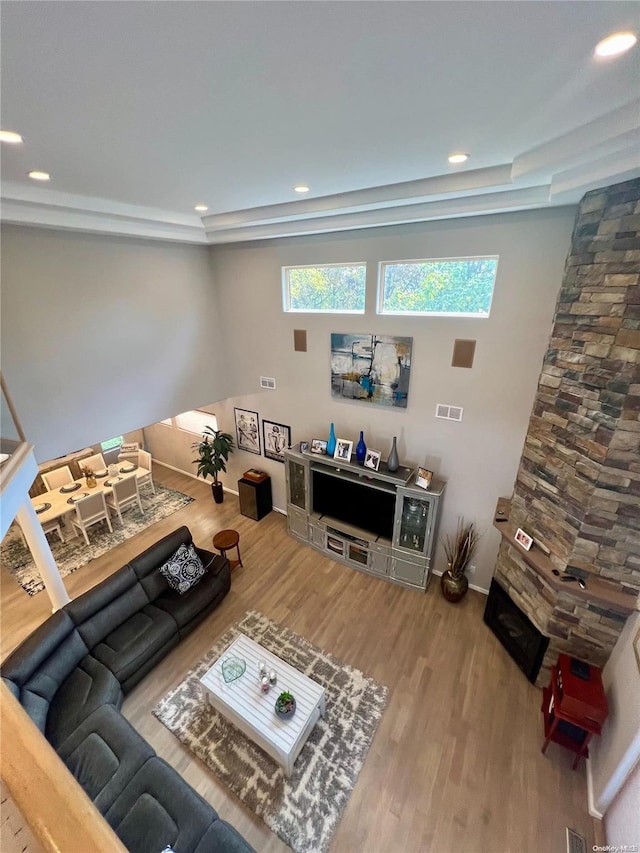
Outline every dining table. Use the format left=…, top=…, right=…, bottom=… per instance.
left=30, top=463, right=151, bottom=527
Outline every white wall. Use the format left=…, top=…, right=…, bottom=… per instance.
left=193, top=207, right=575, bottom=591
left=605, top=758, right=640, bottom=848
left=588, top=611, right=640, bottom=819
left=0, top=225, right=227, bottom=461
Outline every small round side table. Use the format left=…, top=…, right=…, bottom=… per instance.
left=212, top=529, right=243, bottom=570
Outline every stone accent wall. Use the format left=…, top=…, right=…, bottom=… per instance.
left=495, top=178, right=640, bottom=684
left=510, top=178, right=640, bottom=591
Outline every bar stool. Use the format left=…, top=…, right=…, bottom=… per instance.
left=212, top=528, right=243, bottom=570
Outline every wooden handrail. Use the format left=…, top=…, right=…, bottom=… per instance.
left=0, top=681, right=127, bottom=853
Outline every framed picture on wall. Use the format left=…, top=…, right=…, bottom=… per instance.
left=262, top=420, right=291, bottom=463
left=234, top=408, right=261, bottom=455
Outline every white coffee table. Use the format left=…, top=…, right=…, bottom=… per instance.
left=199, top=633, right=326, bottom=777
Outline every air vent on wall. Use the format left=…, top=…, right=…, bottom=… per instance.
left=436, top=403, right=463, bottom=422
left=260, top=376, right=277, bottom=390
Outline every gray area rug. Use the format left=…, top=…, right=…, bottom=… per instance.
left=153, top=611, right=388, bottom=853
left=2, top=485, right=194, bottom=596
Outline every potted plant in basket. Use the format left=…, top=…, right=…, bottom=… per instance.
left=441, top=518, right=478, bottom=603
left=192, top=425, right=234, bottom=504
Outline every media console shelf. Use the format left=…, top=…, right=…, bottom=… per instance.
left=284, top=444, right=445, bottom=591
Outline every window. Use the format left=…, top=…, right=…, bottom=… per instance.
left=174, top=410, right=218, bottom=436
left=283, top=263, right=366, bottom=313
left=101, top=435, right=123, bottom=451
left=378, top=256, right=498, bottom=317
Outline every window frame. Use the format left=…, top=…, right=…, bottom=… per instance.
left=377, top=255, right=499, bottom=318
left=282, top=262, right=367, bottom=314
left=174, top=410, right=218, bottom=437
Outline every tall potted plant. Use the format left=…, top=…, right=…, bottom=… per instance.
left=192, top=425, right=234, bottom=504
left=440, top=518, right=478, bottom=602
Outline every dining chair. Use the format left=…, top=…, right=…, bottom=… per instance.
left=41, top=466, right=74, bottom=492
left=70, top=492, right=113, bottom=545
left=137, top=449, right=156, bottom=495
left=82, top=452, right=107, bottom=473
left=105, top=476, right=144, bottom=525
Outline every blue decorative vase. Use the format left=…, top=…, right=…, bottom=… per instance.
left=327, top=423, right=337, bottom=456
left=356, top=431, right=367, bottom=465
left=387, top=436, right=400, bottom=472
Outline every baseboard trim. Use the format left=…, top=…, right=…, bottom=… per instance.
left=431, top=568, right=489, bottom=595
left=154, top=460, right=287, bottom=515
left=586, top=759, right=604, bottom=820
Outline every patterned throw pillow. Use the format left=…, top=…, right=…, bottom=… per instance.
left=159, top=543, right=206, bottom=594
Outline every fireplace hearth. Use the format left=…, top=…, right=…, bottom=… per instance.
left=484, top=579, right=549, bottom=683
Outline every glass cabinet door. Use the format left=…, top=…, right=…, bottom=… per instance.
left=287, top=458, right=307, bottom=510
left=396, top=494, right=430, bottom=555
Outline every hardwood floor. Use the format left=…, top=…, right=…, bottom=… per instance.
left=1, top=465, right=599, bottom=852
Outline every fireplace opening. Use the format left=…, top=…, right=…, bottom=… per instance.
left=484, top=579, right=549, bottom=683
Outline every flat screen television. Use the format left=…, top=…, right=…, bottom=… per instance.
left=311, top=469, right=395, bottom=539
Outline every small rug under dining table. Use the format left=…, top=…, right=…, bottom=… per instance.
left=153, top=610, right=389, bottom=853
left=1, top=484, right=194, bottom=595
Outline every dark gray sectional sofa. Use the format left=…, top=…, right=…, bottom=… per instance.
left=1, top=525, right=254, bottom=853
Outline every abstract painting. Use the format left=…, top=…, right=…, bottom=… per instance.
left=330, top=333, right=413, bottom=408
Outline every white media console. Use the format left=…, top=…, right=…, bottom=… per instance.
left=284, top=444, right=445, bottom=591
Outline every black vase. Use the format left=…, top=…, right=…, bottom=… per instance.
left=212, top=482, right=224, bottom=503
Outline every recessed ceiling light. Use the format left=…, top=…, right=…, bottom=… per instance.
left=294, top=185, right=310, bottom=193
left=0, top=130, right=23, bottom=144
left=28, top=170, right=50, bottom=181
left=448, top=153, right=469, bottom=164
left=194, top=204, right=208, bottom=212
left=595, top=32, right=637, bottom=58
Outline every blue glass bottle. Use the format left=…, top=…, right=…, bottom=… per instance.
left=356, top=430, right=367, bottom=465
left=327, top=422, right=337, bottom=456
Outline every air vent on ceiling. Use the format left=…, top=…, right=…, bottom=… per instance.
left=260, top=376, right=277, bottom=390
left=436, top=403, right=463, bottom=422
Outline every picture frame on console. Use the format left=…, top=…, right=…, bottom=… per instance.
left=415, top=467, right=433, bottom=490
left=234, top=408, right=261, bottom=455
left=334, top=439, right=353, bottom=461
left=300, top=441, right=310, bottom=453
left=364, top=449, right=381, bottom=471
left=310, top=439, right=327, bottom=455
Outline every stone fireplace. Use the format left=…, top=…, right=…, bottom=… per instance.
left=492, top=177, right=640, bottom=687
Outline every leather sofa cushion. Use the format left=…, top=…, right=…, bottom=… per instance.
left=46, top=655, right=123, bottom=749
left=2, top=617, right=89, bottom=733
left=1, top=610, right=80, bottom=689
left=130, top=526, right=193, bottom=601
left=92, top=605, right=177, bottom=684
left=66, top=567, right=150, bottom=649
left=105, top=756, right=218, bottom=853
left=58, top=704, right=154, bottom=815
left=194, top=820, right=256, bottom=853
left=153, top=558, right=230, bottom=628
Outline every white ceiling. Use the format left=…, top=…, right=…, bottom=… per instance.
left=1, top=1, right=639, bottom=243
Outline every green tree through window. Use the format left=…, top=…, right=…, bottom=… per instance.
left=380, top=257, right=498, bottom=315
left=284, top=264, right=366, bottom=312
